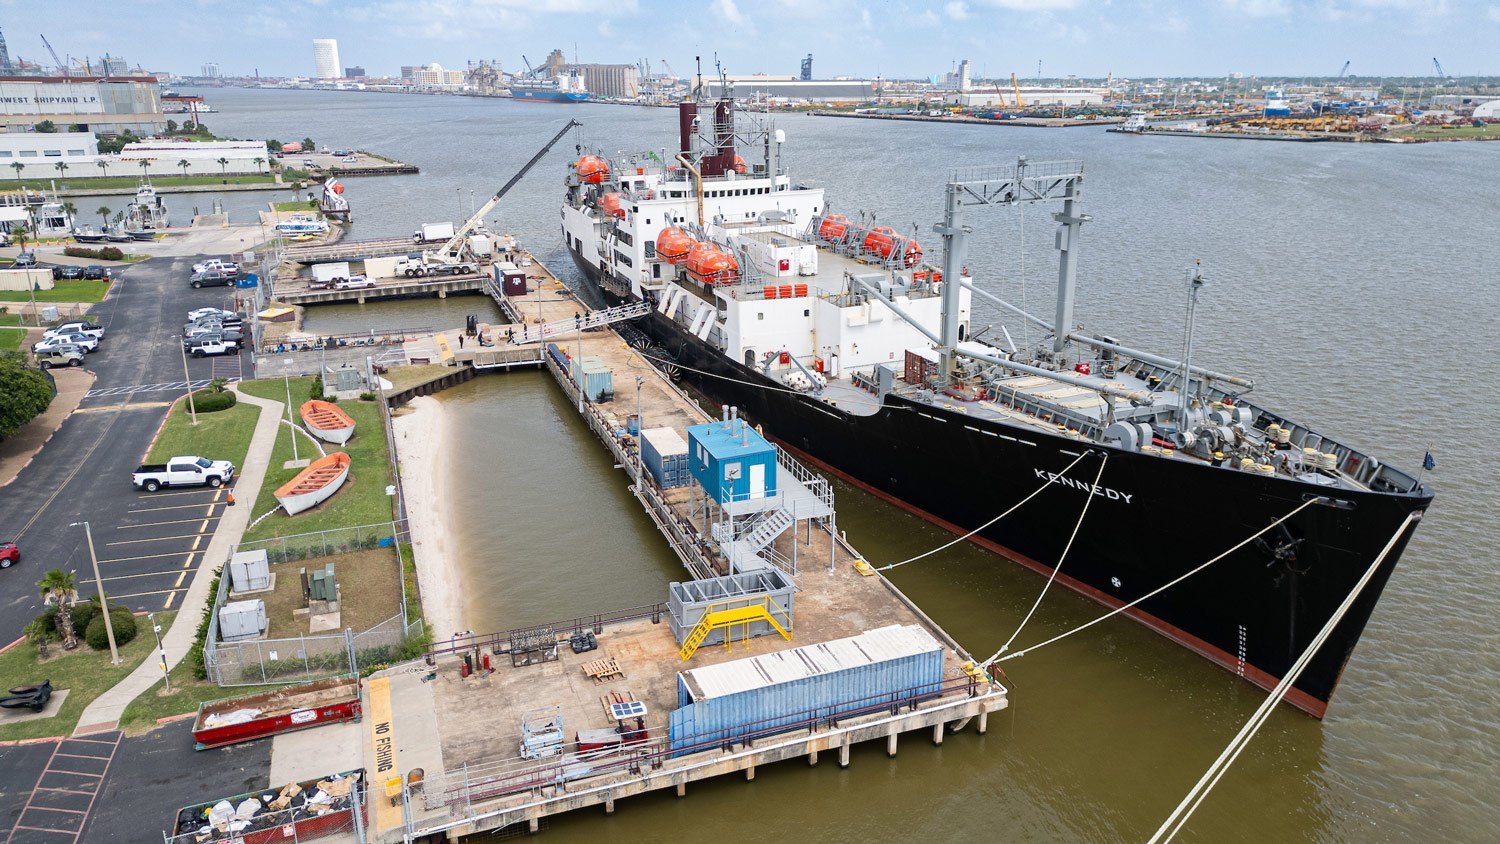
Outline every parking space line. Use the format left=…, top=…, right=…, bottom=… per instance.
left=10, top=825, right=76, bottom=835
left=34, top=788, right=93, bottom=797
left=101, top=568, right=193, bottom=583
left=133, top=489, right=223, bottom=499
left=191, top=535, right=203, bottom=551
left=199, top=518, right=210, bottom=533
left=127, top=502, right=223, bottom=514
left=104, top=533, right=204, bottom=546
left=103, top=587, right=183, bottom=601
left=173, top=571, right=187, bottom=588
left=162, top=592, right=177, bottom=609
left=53, top=753, right=111, bottom=761
left=114, top=516, right=223, bottom=530
left=182, top=553, right=197, bottom=569
left=97, top=551, right=192, bottom=565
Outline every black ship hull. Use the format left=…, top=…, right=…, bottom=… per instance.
left=569, top=251, right=1432, bottom=717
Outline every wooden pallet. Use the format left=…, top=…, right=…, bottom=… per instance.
left=580, top=656, right=623, bottom=682
left=599, top=689, right=636, bottom=721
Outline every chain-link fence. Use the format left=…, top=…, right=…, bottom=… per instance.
left=236, top=523, right=395, bottom=565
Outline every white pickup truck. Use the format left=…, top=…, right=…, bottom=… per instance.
left=132, top=456, right=236, bottom=492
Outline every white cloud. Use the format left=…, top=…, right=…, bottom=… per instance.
left=1490, top=3, right=1500, bottom=20
left=977, top=0, right=1082, bottom=10
left=860, top=8, right=874, bottom=27
left=713, top=0, right=749, bottom=26
left=1222, top=0, right=1291, bottom=17
left=946, top=1, right=971, bottom=18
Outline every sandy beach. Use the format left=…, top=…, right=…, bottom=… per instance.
left=391, top=395, right=465, bottom=641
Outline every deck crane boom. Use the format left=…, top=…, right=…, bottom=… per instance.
left=430, top=119, right=582, bottom=264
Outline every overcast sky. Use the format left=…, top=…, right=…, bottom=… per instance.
left=6, top=0, right=1497, bottom=80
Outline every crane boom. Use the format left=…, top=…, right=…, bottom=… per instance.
left=1011, top=72, right=1025, bottom=109
left=39, top=34, right=64, bottom=74
left=1432, top=57, right=1446, bottom=78
left=434, top=119, right=582, bottom=260
left=1337, top=60, right=1350, bottom=79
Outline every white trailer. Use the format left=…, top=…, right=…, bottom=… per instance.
left=414, top=222, right=456, bottom=244
left=311, top=262, right=352, bottom=285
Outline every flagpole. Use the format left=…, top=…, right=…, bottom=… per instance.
left=1417, top=446, right=1433, bottom=489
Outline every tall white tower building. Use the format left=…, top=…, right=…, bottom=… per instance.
left=312, top=39, right=341, bottom=79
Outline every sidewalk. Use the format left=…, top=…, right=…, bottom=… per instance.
left=0, top=367, right=95, bottom=488
left=73, top=386, right=284, bottom=735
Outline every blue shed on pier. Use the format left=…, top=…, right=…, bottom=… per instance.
left=687, top=417, right=778, bottom=505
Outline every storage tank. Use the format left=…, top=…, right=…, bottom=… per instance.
left=640, top=427, right=691, bottom=489
left=217, top=599, right=267, bottom=642
left=668, top=624, right=944, bottom=754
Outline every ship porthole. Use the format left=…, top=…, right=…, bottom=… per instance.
left=1110, top=576, right=1122, bottom=588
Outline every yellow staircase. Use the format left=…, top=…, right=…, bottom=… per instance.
left=678, top=597, right=792, bottom=661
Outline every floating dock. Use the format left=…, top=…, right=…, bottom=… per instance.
left=364, top=270, right=1007, bottom=842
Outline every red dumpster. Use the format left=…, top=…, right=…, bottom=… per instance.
left=192, top=676, right=361, bottom=750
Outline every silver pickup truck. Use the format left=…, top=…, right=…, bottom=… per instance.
left=132, top=456, right=236, bottom=492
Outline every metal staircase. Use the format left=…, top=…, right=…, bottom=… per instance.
left=723, top=507, right=795, bottom=573
left=678, top=596, right=793, bottom=661
left=511, top=301, right=651, bottom=345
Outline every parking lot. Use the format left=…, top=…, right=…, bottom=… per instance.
left=0, top=255, right=260, bottom=634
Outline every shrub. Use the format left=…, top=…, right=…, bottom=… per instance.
left=85, top=607, right=138, bottom=650
left=190, top=567, right=221, bottom=680
left=25, top=608, right=58, bottom=643
left=99, top=246, right=125, bottom=261
left=61, top=245, right=124, bottom=261
left=309, top=375, right=324, bottom=400
left=71, top=600, right=97, bottom=633
left=358, top=391, right=376, bottom=402
left=190, top=389, right=237, bottom=413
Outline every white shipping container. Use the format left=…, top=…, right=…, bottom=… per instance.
left=682, top=624, right=940, bottom=700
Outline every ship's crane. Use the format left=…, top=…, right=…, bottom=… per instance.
left=39, top=34, right=65, bottom=75
left=409, top=120, right=582, bottom=275
left=1337, top=60, right=1350, bottom=80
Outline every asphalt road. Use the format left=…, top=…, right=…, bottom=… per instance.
left=0, top=720, right=273, bottom=843
left=0, top=256, right=256, bottom=636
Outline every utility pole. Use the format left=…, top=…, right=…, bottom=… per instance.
left=148, top=611, right=170, bottom=690
left=74, top=521, right=120, bottom=665
left=180, top=341, right=198, bottom=425
left=284, top=373, right=300, bottom=463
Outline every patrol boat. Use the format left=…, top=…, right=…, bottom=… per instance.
left=558, top=94, right=1433, bottom=717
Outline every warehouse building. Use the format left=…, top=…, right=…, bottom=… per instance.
left=0, top=75, right=165, bottom=134
left=947, top=87, right=1106, bottom=108
left=697, top=75, right=880, bottom=102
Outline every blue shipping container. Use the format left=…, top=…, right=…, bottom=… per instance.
left=667, top=625, right=944, bottom=755
left=572, top=357, right=614, bottom=402
left=641, top=427, right=691, bottom=489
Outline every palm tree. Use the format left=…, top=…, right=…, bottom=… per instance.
left=54, top=161, right=69, bottom=179
left=138, top=158, right=151, bottom=179
left=252, top=156, right=265, bottom=174
left=95, top=158, right=110, bottom=179
left=11, top=222, right=29, bottom=251
left=62, top=201, right=77, bottom=233
left=96, top=206, right=112, bottom=228
left=178, top=158, right=191, bottom=180
left=216, top=156, right=229, bottom=177
left=37, top=569, right=79, bottom=650
left=9, top=161, right=23, bottom=183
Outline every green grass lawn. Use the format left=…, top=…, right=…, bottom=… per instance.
left=271, top=200, right=319, bottom=213
left=0, top=313, right=22, bottom=327
left=147, top=399, right=261, bottom=466
left=1390, top=123, right=1500, bottom=140
left=0, top=327, right=22, bottom=351
left=0, top=612, right=174, bottom=741
left=0, top=279, right=111, bottom=303
left=117, top=659, right=288, bottom=735
left=237, top=378, right=396, bottom=540
left=4, top=173, right=276, bottom=192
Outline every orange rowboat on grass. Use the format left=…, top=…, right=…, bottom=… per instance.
left=300, top=400, right=356, bottom=445
left=274, top=452, right=350, bottom=516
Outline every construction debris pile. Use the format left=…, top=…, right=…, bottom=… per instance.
left=170, top=770, right=363, bottom=842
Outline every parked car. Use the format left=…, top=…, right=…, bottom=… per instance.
left=0, top=541, right=18, bottom=569
left=82, top=265, right=106, bottom=279
left=188, top=307, right=237, bottom=321
left=190, top=269, right=239, bottom=288
left=185, top=316, right=242, bottom=335
left=341, top=156, right=357, bottom=163
left=33, top=334, right=96, bottom=354
left=12, top=252, right=37, bottom=267
left=183, top=330, right=242, bottom=351
left=51, top=265, right=85, bottom=280
left=189, top=340, right=239, bottom=358
left=45, top=320, right=104, bottom=340
left=132, top=456, right=236, bottom=492
left=35, top=347, right=85, bottom=369
left=192, top=259, right=240, bottom=275
left=301, top=158, right=316, bottom=168
left=333, top=275, right=374, bottom=290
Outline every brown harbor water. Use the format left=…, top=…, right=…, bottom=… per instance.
left=209, top=87, right=1500, bottom=842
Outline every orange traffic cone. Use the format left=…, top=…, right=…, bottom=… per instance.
left=226, top=489, right=236, bottom=507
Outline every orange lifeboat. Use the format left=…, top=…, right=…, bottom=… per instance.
left=599, top=192, right=625, bottom=219
left=817, top=214, right=850, bottom=243
left=732, top=154, right=748, bottom=174
left=862, top=226, right=924, bottom=267
left=656, top=226, right=697, bottom=265
left=330, top=182, right=345, bottom=195
left=685, top=242, right=739, bottom=286
left=575, top=155, right=609, bottom=185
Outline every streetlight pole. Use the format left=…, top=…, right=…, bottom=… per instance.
left=148, top=611, right=171, bottom=691
left=284, top=373, right=300, bottom=463
left=180, top=339, right=198, bottom=426
left=73, top=521, right=120, bottom=665
left=635, top=376, right=644, bottom=479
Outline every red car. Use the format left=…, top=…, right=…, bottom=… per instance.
left=0, top=541, right=17, bottom=569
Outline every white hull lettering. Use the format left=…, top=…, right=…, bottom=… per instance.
left=1035, top=467, right=1133, bottom=504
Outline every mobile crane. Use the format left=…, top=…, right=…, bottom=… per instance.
left=396, top=120, right=582, bottom=278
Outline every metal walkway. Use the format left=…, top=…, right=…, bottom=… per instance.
left=509, top=302, right=651, bottom=346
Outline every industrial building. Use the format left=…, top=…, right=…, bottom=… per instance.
left=312, top=39, right=341, bottom=80
left=696, top=75, right=880, bottom=102
left=117, top=139, right=272, bottom=177
left=0, top=131, right=98, bottom=179
left=569, top=63, right=639, bottom=99
left=947, top=87, right=1106, bottom=108
left=0, top=75, right=165, bottom=134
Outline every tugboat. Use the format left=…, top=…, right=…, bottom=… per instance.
left=558, top=88, right=1433, bottom=717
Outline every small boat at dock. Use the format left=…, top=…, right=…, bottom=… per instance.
left=274, top=452, right=350, bottom=516
left=300, top=400, right=356, bottom=445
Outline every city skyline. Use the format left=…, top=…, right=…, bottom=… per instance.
left=4, top=1, right=1498, bottom=80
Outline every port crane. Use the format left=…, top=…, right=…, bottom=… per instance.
left=1337, top=60, right=1350, bottom=80
left=1011, top=73, right=1025, bottom=109
left=1431, top=57, right=1447, bottom=78
left=39, top=34, right=65, bottom=75
left=400, top=120, right=582, bottom=277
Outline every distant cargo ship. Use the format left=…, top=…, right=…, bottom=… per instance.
left=1263, top=88, right=1292, bottom=117
left=509, top=73, right=591, bottom=103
